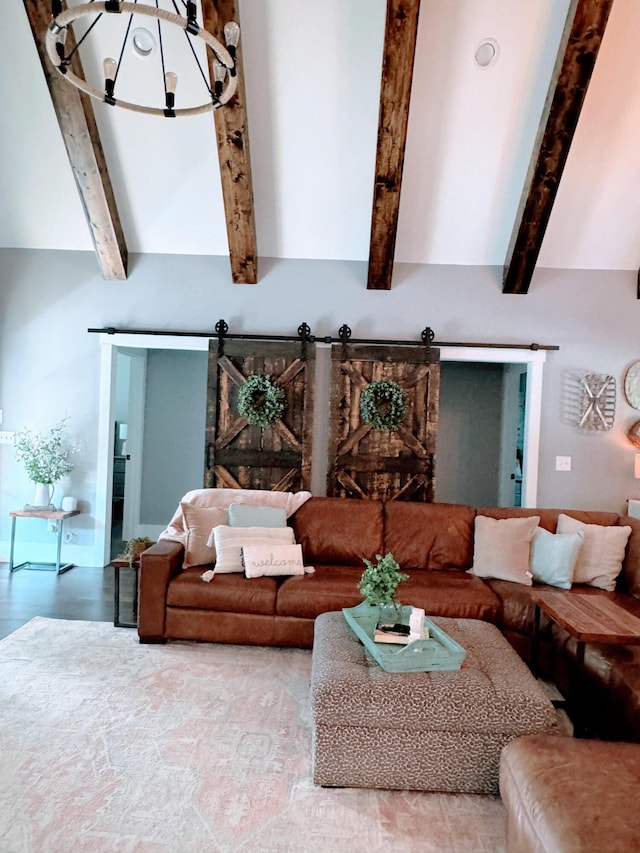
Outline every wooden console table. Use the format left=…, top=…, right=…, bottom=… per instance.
left=532, top=591, right=640, bottom=735
left=9, top=508, right=80, bottom=575
left=533, top=592, right=640, bottom=660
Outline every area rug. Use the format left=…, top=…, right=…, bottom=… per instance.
left=0, top=618, right=506, bottom=853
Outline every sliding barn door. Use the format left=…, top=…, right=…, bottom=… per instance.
left=204, top=340, right=314, bottom=492
left=327, top=344, right=440, bottom=501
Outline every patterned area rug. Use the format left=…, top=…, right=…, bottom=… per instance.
left=0, top=618, right=506, bottom=853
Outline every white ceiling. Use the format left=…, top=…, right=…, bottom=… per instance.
left=3, top=0, right=640, bottom=270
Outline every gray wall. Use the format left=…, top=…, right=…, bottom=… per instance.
left=436, top=363, right=503, bottom=506
left=140, top=350, right=208, bottom=525
left=1, top=248, right=639, bottom=564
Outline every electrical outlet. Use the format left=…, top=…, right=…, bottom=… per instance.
left=0, top=430, right=15, bottom=445
left=555, top=455, right=572, bottom=472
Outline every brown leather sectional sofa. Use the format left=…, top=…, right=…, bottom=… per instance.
left=138, top=495, right=640, bottom=743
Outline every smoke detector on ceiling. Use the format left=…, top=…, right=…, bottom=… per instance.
left=475, top=39, right=499, bottom=69
left=131, top=28, right=157, bottom=59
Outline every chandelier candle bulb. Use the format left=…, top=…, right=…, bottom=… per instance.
left=103, top=56, right=117, bottom=103
left=224, top=21, right=240, bottom=49
left=224, top=21, right=240, bottom=73
left=213, top=63, right=227, bottom=98
left=54, top=26, right=66, bottom=60
left=164, top=72, right=177, bottom=113
left=103, top=57, right=117, bottom=80
left=165, top=72, right=177, bottom=93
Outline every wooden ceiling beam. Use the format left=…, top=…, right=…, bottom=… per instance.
left=503, top=0, right=614, bottom=295
left=202, top=0, right=257, bottom=285
left=367, top=0, right=421, bottom=291
left=22, top=0, right=128, bottom=281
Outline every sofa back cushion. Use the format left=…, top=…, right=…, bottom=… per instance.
left=477, top=506, right=620, bottom=531
left=289, top=496, right=383, bottom=565
left=383, top=502, right=475, bottom=571
left=480, top=506, right=639, bottom=594
left=615, top=516, right=640, bottom=599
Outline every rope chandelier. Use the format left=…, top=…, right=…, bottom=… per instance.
left=46, top=1, right=240, bottom=117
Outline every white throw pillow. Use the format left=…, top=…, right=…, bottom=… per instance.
left=209, top=525, right=295, bottom=574
left=556, top=514, right=631, bottom=591
left=469, top=515, right=540, bottom=585
left=242, top=544, right=305, bottom=578
left=530, top=527, right=584, bottom=589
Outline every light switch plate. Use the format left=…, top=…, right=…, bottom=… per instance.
left=0, top=430, right=15, bottom=445
left=556, top=455, right=572, bottom=472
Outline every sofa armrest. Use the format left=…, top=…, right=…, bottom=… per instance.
left=138, top=540, right=184, bottom=643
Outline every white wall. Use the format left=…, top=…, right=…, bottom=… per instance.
left=1, top=248, right=639, bottom=566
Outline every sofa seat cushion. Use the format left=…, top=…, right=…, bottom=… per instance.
left=166, top=568, right=277, bottom=616
left=383, top=501, right=475, bottom=571
left=289, top=497, right=383, bottom=565
left=276, top=565, right=365, bottom=618
left=399, top=570, right=502, bottom=623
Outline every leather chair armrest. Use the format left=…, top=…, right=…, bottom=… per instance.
left=137, top=540, right=184, bottom=643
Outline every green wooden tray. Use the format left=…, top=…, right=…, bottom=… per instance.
left=342, top=602, right=466, bottom=673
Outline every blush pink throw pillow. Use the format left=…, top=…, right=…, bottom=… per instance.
left=469, top=515, right=540, bottom=585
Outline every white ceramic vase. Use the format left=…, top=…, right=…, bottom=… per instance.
left=33, top=483, right=53, bottom=508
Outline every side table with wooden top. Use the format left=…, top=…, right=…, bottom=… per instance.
left=532, top=591, right=640, bottom=735
left=9, top=508, right=80, bottom=575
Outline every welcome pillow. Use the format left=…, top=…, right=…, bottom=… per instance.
left=556, top=514, right=631, bottom=591
left=530, top=527, right=584, bottom=589
left=209, top=525, right=295, bottom=574
left=469, top=515, right=540, bottom=585
left=242, top=544, right=305, bottom=578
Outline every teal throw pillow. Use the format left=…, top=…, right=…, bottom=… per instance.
left=228, top=503, right=287, bottom=528
left=530, top=527, right=584, bottom=589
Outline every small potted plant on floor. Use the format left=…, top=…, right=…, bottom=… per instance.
left=358, top=552, right=409, bottom=622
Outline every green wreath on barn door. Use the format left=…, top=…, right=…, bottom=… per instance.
left=359, top=379, right=408, bottom=431
left=237, top=374, right=286, bottom=428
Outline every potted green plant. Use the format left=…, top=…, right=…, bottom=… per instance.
left=14, top=418, right=76, bottom=508
left=116, top=537, right=155, bottom=566
left=358, top=552, right=409, bottom=621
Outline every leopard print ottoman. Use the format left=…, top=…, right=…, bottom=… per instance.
left=311, top=612, right=559, bottom=794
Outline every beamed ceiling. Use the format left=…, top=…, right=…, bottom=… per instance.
left=5, top=1, right=640, bottom=293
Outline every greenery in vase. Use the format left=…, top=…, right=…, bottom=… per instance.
left=116, top=537, right=155, bottom=566
left=14, top=418, right=75, bottom=484
left=358, top=552, right=409, bottom=607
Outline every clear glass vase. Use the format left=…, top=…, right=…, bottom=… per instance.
left=377, top=600, right=402, bottom=625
